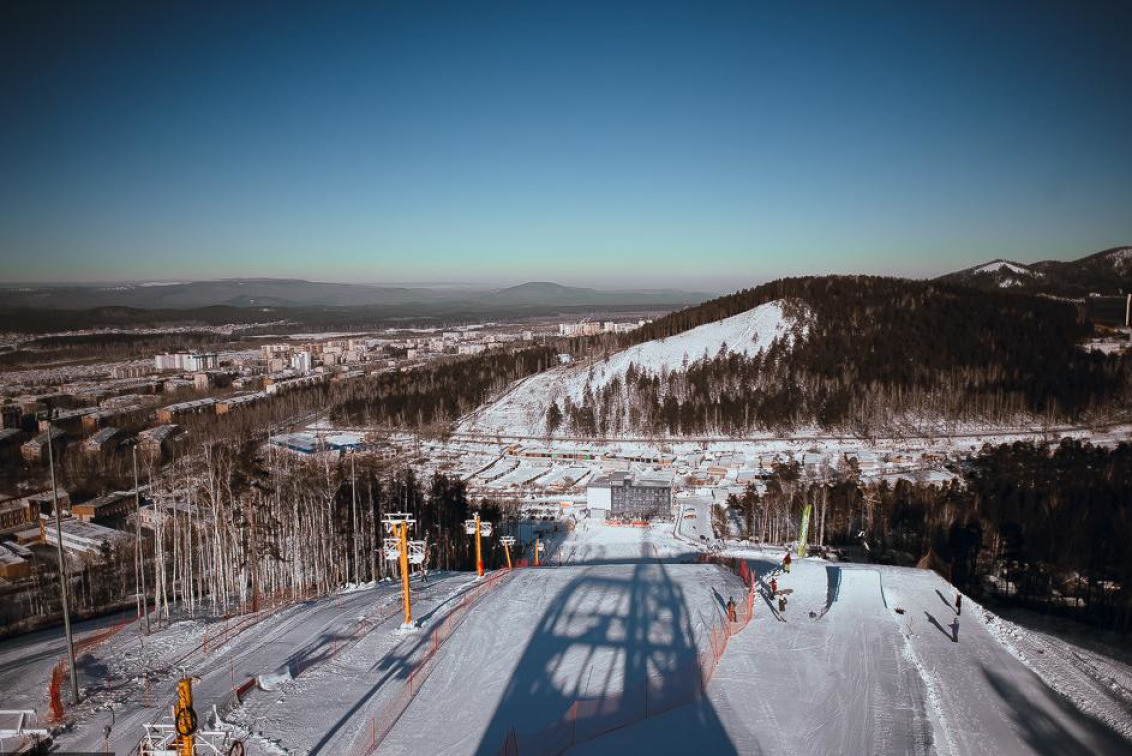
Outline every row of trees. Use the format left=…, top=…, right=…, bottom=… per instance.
left=722, top=440, right=1132, bottom=632
left=331, top=346, right=559, bottom=430
left=4, top=444, right=515, bottom=629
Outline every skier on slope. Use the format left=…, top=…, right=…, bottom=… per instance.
left=955, top=592, right=962, bottom=616
left=783, top=551, right=792, bottom=574
left=770, top=577, right=779, bottom=596
left=727, top=596, right=737, bottom=623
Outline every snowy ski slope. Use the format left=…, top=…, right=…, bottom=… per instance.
left=4, top=521, right=1131, bottom=755
left=460, top=300, right=805, bottom=437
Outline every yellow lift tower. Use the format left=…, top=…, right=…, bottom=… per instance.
left=383, top=513, right=425, bottom=629
left=464, top=513, right=493, bottom=577
left=499, top=535, right=516, bottom=569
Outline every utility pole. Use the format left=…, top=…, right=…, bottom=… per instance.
left=350, top=453, right=358, bottom=585
left=133, top=443, right=150, bottom=635
left=46, top=416, right=79, bottom=705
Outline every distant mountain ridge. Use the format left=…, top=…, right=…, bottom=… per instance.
left=0, top=277, right=712, bottom=310
left=939, top=246, right=1132, bottom=296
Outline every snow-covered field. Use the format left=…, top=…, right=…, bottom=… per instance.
left=3, top=520, right=1130, bottom=755
left=460, top=300, right=804, bottom=437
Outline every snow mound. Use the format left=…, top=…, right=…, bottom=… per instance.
left=974, top=260, right=1035, bottom=276
left=461, top=299, right=806, bottom=437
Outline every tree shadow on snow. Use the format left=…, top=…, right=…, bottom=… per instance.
left=477, top=542, right=737, bottom=754
left=982, top=664, right=1131, bottom=756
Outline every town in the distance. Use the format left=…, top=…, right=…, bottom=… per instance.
left=3, top=2, right=1132, bottom=755
left=2, top=247, right=1132, bottom=755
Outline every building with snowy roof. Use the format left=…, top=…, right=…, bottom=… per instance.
left=83, top=427, right=121, bottom=456
left=39, top=518, right=128, bottom=556
left=20, top=427, right=67, bottom=465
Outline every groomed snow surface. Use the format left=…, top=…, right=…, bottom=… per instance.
left=3, top=520, right=1131, bottom=755
left=461, top=300, right=805, bottom=437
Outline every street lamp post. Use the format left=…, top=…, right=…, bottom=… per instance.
left=132, top=443, right=150, bottom=635
left=45, top=416, right=79, bottom=705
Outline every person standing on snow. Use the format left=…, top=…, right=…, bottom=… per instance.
left=770, top=577, right=779, bottom=596
left=955, top=592, right=962, bottom=616
left=783, top=551, right=792, bottom=574
left=951, top=617, right=960, bottom=642
left=727, top=596, right=737, bottom=623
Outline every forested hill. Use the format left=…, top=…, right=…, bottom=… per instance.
left=336, top=276, right=1129, bottom=436
left=595, top=276, right=1128, bottom=433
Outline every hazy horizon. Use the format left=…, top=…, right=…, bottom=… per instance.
left=3, top=2, right=1131, bottom=287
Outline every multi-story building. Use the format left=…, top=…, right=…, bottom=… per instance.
left=71, top=489, right=141, bottom=527
left=290, top=351, right=313, bottom=373
left=154, top=353, right=219, bottom=372
left=139, top=424, right=184, bottom=460
left=40, top=517, right=129, bottom=556
left=111, top=364, right=151, bottom=379
left=21, top=427, right=67, bottom=465
left=586, top=472, right=672, bottom=521
left=82, top=427, right=120, bottom=457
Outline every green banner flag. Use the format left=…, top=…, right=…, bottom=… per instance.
left=797, top=503, right=813, bottom=558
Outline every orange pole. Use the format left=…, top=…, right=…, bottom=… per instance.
left=475, top=516, right=484, bottom=577
left=535, top=538, right=540, bottom=567
left=504, top=543, right=512, bottom=569
left=399, top=523, right=412, bottom=625
left=176, top=676, right=194, bottom=756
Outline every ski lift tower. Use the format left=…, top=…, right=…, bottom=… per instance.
left=499, top=535, right=516, bottom=569
left=383, top=513, right=422, bottom=628
left=464, top=513, right=493, bottom=577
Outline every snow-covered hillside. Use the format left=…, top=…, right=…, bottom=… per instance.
left=970, top=260, right=1041, bottom=288
left=974, top=260, right=1033, bottom=276
left=461, top=300, right=806, bottom=437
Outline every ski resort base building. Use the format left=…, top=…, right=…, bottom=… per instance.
left=586, top=472, right=673, bottom=521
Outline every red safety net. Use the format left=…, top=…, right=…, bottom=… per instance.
left=46, top=617, right=132, bottom=722
left=346, top=568, right=518, bottom=756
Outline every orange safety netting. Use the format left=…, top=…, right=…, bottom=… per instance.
left=46, top=617, right=132, bottom=722
left=346, top=568, right=518, bottom=756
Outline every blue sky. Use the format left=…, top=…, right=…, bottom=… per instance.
left=2, top=1, right=1130, bottom=289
